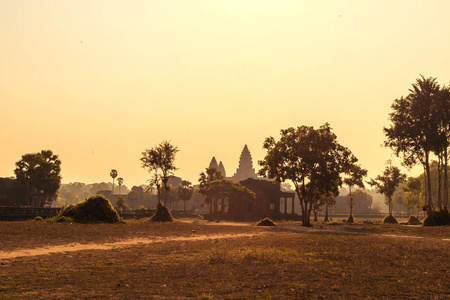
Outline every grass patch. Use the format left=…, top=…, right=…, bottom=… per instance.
left=407, top=215, right=422, bottom=225
left=326, top=221, right=343, bottom=225
left=256, top=217, right=276, bottom=226
left=150, top=202, right=173, bottom=222
left=382, top=214, right=398, bottom=224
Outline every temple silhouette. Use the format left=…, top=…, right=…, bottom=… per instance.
left=207, top=145, right=296, bottom=221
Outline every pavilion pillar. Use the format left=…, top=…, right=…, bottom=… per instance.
left=284, top=197, right=287, bottom=214
left=291, top=196, right=294, bottom=215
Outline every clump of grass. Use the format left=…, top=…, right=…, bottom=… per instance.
left=326, top=221, right=342, bottom=225
left=32, top=216, right=44, bottom=222
left=382, top=214, right=398, bottom=224
left=206, top=246, right=301, bottom=265
left=407, top=215, right=422, bottom=225
left=345, top=214, right=354, bottom=223
left=52, top=215, right=73, bottom=223
left=52, top=195, right=123, bottom=224
left=423, top=209, right=450, bottom=226
left=256, top=217, right=276, bottom=226
left=206, top=249, right=227, bottom=264
left=149, top=202, right=173, bottom=222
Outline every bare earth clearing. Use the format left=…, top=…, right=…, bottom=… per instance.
left=0, top=219, right=449, bottom=299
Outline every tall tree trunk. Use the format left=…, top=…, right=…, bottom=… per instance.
left=388, top=196, right=392, bottom=215
left=423, top=167, right=428, bottom=211
left=437, top=155, right=442, bottom=209
left=349, top=186, right=353, bottom=216
left=444, top=146, right=448, bottom=209
left=324, top=205, right=329, bottom=222
left=209, top=201, right=212, bottom=217
left=425, top=152, right=433, bottom=211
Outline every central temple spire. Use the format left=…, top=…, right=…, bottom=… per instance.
left=231, top=145, right=257, bottom=182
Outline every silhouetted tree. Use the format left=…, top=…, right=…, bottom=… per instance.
left=343, top=164, right=368, bottom=220
left=117, top=177, right=123, bottom=194
left=384, top=75, right=449, bottom=212
left=368, top=162, right=406, bottom=216
left=110, top=169, right=118, bottom=194
left=199, top=167, right=223, bottom=216
left=115, top=196, right=128, bottom=210
left=140, top=141, right=179, bottom=205
left=57, top=187, right=80, bottom=206
left=178, top=180, right=193, bottom=212
left=258, top=123, right=358, bottom=226
left=403, top=176, right=423, bottom=217
left=347, top=189, right=373, bottom=214
left=14, top=150, right=61, bottom=207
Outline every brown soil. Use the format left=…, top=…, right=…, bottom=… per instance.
left=0, top=219, right=449, bottom=299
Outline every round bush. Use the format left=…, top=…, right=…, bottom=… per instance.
left=423, top=209, right=450, bottom=226
left=256, top=217, right=276, bottom=226
left=150, top=202, right=173, bottom=222
left=32, top=216, right=44, bottom=222
left=382, top=214, right=398, bottom=224
left=407, top=215, right=422, bottom=225
left=345, top=214, right=354, bottom=223
left=57, top=195, right=123, bottom=223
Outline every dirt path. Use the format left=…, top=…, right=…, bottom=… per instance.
left=279, top=225, right=450, bottom=242
left=0, top=233, right=262, bottom=261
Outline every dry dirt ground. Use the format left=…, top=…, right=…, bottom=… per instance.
left=0, top=219, right=449, bottom=299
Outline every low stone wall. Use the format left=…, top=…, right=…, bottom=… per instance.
left=0, top=207, right=61, bottom=221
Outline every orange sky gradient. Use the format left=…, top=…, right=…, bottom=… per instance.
left=1, top=1, right=450, bottom=188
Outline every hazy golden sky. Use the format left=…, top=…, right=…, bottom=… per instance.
left=1, top=1, right=449, bottom=187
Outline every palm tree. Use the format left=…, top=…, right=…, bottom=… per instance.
left=110, top=169, right=118, bottom=194
left=117, top=177, right=123, bottom=194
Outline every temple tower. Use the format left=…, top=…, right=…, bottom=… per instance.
left=208, top=157, right=226, bottom=177
left=209, top=157, right=218, bottom=169
left=217, top=161, right=226, bottom=178
left=230, top=145, right=258, bottom=182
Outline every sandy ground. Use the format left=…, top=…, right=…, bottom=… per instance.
left=0, top=232, right=263, bottom=260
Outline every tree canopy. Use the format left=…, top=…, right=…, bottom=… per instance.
left=258, top=123, right=359, bottom=226
left=384, top=75, right=449, bottom=211
left=178, top=180, right=193, bottom=212
left=140, top=140, right=179, bottom=205
left=343, top=164, right=368, bottom=218
left=14, top=150, right=61, bottom=207
left=368, top=163, right=406, bottom=216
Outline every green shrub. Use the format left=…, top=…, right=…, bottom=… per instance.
left=150, top=202, right=173, bottom=222
left=345, top=214, right=354, bottom=223
left=407, top=215, right=422, bottom=225
left=256, top=217, right=276, bottom=226
left=382, top=214, right=398, bottom=224
left=56, top=195, right=123, bottom=223
left=32, top=216, right=44, bottom=222
left=423, top=209, right=450, bottom=226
